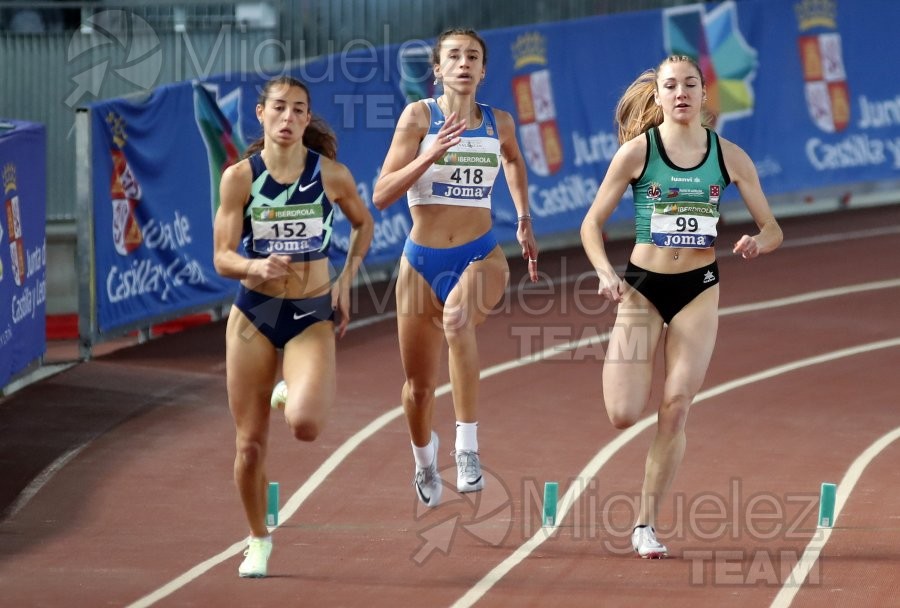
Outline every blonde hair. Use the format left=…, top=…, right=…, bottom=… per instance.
left=614, top=55, right=714, bottom=144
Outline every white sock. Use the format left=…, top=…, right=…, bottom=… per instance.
left=455, top=421, right=478, bottom=452
left=411, top=437, right=435, bottom=468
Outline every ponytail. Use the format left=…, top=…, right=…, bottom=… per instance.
left=615, top=69, right=662, bottom=145
left=242, top=137, right=264, bottom=159
left=302, top=116, right=337, bottom=160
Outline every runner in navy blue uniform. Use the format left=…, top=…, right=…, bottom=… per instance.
left=214, top=76, right=373, bottom=577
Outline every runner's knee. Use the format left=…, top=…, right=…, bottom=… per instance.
left=608, top=408, right=642, bottom=430
left=235, top=438, right=264, bottom=469
left=606, top=397, right=644, bottom=429
left=658, top=394, right=691, bottom=434
left=404, top=379, right=436, bottom=408
left=285, top=413, right=322, bottom=442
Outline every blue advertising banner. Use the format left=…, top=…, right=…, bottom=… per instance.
left=90, top=85, right=236, bottom=333
left=89, top=0, right=900, bottom=331
left=0, top=119, right=46, bottom=387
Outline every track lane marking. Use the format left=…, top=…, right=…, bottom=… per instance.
left=451, top=338, right=900, bottom=608
left=769, top=425, right=900, bottom=608
left=123, top=279, right=900, bottom=607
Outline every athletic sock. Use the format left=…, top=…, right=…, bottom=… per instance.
left=455, top=421, right=478, bottom=452
left=411, top=436, right=435, bottom=468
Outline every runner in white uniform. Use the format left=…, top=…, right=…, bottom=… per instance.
left=373, top=28, right=538, bottom=508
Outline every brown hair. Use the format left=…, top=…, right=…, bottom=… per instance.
left=242, top=75, right=338, bottom=160
left=431, top=28, right=488, bottom=67
left=614, top=55, right=714, bottom=144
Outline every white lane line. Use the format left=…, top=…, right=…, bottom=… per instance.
left=125, top=332, right=608, bottom=608
left=720, top=278, right=900, bottom=316
left=353, top=224, right=900, bottom=331
left=767, top=224, right=900, bottom=250
left=769, top=425, right=900, bottom=608
left=127, top=334, right=617, bottom=608
left=4, top=444, right=88, bottom=519
left=451, top=337, right=900, bottom=608
left=124, top=280, right=900, bottom=607
left=519, top=227, right=900, bottom=312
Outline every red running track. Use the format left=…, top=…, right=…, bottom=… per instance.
left=1, top=205, right=899, bottom=608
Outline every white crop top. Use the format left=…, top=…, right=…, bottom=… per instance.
left=406, top=98, right=502, bottom=209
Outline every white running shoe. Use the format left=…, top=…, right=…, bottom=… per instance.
left=239, top=536, right=273, bottom=577
left=270, top=380, right=287, bottom=410
left=413, top=432, right=442, bottom=508
left=454, top=450, right=484, bottom=493
left=631, top=525, right=668, bottom=559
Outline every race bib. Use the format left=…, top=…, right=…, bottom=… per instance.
left=250, top=205, right=324, bottom=255
left=431, top=181, right=493, bottom=200
left=650, top=202, right=719, bottom=249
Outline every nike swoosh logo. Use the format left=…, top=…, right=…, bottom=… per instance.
left=293, top=311, right=314, bottom=321
left=459, top=475, right=482, bottom=490
left=296, top=180, right=318, bottom=193
left=433, top=120, right=444, bottom=126
left=416, top=483, right=431, bottom=504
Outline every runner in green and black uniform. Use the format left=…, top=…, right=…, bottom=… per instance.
left=581, top=55, right=783, bottom=558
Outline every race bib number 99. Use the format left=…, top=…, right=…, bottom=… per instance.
left=650, top=202, right=719, bottom=249
left=250, top=205, right=324, bottom=255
